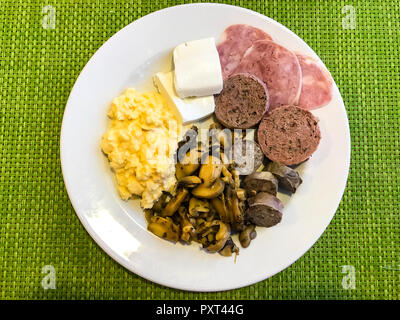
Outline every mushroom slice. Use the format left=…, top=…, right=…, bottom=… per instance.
left=147, top=216, right=180, bottom=242
left=144, top=209, right=153, bottom=224
left=225, top=186, right=245, bottom=231
left=204, top=221, right=231, bottom=252
left=175, top=163, right=187, bottom=180
left=188, top=197, right=210, bottom=217
left=208, top=123, right=232, bottom=149
left=218, top=129, right=232, bottom=150
left=191, top=178, right=225, bottom=199
left=210, top=196, right=229, bottom=223
left=178, top=175, right=202, bottom=188
left=235, top=188, right=247, bottom=201
left=198, top=156, right=222, bottom=187
left=176, top=148, right=201, bottom=179
left=219, top=238, right=240, bottom=257
left=231, top=168, right=241, bottom=189
left=152, top=193, right=168, bottom=213
left=231, top=193, right=245, bottom=231
left=239, top=224, right=257, bottom=248
left=182, top=163, right=200, bottom=177
left=178, top=207, right=195, bottom=243
left=220, top=151, right=232, bottom=167
left=221, top=166, right=234, bottom=186
left=161, top=188, right=189, bottom=217
left=195, top=219, right=212, bottom=235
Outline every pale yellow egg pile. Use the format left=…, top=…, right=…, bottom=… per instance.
left=101, top=88, right=181, bottom=208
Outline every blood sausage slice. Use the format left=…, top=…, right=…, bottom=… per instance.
left=257, top=105, right=321, bottom=166
left=246, top=192, right=284, bottom=227
left=266, top=162, right=302, bottom=193
left=214, top=73, right=269, bottom=129
left=242, top=172, right=278, bottom=196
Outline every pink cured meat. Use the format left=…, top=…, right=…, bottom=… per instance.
left=217, top=24, right=272, bottom=78
left=233, top=40, right=302, bottom=111
left=296, top=53, right=333, bottom=110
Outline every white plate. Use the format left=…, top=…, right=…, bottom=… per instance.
left=60, top=3, right=350, bottom=292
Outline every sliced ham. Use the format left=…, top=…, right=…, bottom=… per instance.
left=233, top=40, right=302, bottom=111
left=217, top=24, right=272, bottom=78
left=296, top=53, right=333, bottom=110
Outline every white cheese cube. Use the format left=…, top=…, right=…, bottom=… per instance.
left=173, top=38, right=223, bottom=98
left=153, top=71, right=215, bottom=124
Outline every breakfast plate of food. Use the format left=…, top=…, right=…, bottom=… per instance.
left=60, top=3, right=350, bottom=291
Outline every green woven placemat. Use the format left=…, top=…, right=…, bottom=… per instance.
left=0, top=0, right=399, bottom=300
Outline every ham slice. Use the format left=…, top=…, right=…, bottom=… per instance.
left=233, top=40, right=302, bottom=110
left=217, top=24, right=272, bottom=78
left=296, top=53, right=333, bottom=110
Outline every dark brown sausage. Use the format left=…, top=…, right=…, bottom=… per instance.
left=245, top=192, right=283, bottom=227
left=266, top=162, right=302, bottom=193
left=242, top=171, right=278, bottom=196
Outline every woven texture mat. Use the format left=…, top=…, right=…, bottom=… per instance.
left=0, top=0, right=399, bottom=299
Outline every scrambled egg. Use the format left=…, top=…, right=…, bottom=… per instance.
left=101, top=88, right=181, bottom=208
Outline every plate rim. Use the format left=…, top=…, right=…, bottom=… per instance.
left=60, top=2, right=351, bottom=292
